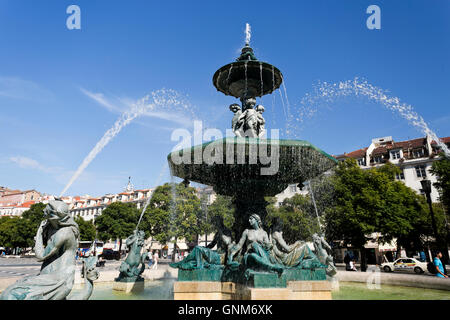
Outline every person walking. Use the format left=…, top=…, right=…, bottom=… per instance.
left=434, top=251, right=448, bottom=278
left=151, top=251, right=159, bottom=270
left=344, top=252, right=351, bottom=271
left=147, top=250, right=153, bottom=269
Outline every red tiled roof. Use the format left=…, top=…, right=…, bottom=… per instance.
left=340, top=136, right=449, bottom=159
left=431, top=137, right=450, bottom=145
left=392, top=138, right=427, bottom=150
left=372, top=146, right=388, bottom=155
left=17, top=201, right=35, bottom=208
left=346, top=148, right=368, bottom=159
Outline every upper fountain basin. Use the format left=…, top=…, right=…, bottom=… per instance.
left=213, top=61, right=283, bottom=98
left=167, top=137, right=337, bottom=197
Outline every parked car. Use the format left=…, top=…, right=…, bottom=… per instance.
left=381, top=258, right=427, bottom=274
left=101, top=249, right=120, bottom=260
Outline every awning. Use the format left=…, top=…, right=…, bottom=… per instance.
left=364, top=242, right=378, bottom=249
left=150, top=243, right=162, bottom=250
left=379, top=241, right=397, bottom=252
left=161, top=243, right=188, bottom=250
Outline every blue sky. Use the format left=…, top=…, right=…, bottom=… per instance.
left=0, top=0, right=449, bottom=196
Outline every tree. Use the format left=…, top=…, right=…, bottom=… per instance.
left=94, top=202, right=139, bottom=257
left=267, top=193, right=319, bottom=244
left=141, top=182, right=202, bottom=261
left=0, top=203, right=46, bottom=254
left=324, top=159, right=433, bottom=271
left=206, top=195, right=235, bottom=234
left=431, top=154, right=450, bottom=254
left=431, top=154, right=450, bottom=214
left=0, top=216, right=34, bottom=253
left=74, top=216, right=96, bottom=241
left=21, top=203, right=46, bottom=231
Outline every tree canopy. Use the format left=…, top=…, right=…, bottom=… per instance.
left=267, top=193, right=320, bottom=244
left=431, top=154, right=450, bottom=215
left=74, top=216, right=97, bottom=241
left=0, top=203, right=46, bottom=251
left=324, top=159, right=435, bottom=257
left=94, top=202, right=139, bottom=252
left=141, top=182, right=203, bottom=245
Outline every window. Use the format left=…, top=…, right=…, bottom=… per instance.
left=395, top=170, right=405, bottom=180
left=290, top=185, right=297, bottom=193
left=373, top=156, right=383, bottom=164
left=415, top=165, right=427, bottom=178
left=413, top=149, right=424, bottom=158
left=357, top=158, right=366, bottom=166
left=390, top=150, right=401, bottom=160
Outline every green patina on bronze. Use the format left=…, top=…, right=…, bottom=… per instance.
left=115, top=230, right=148, bottom=283
left=168, top=137, right=337, bottom=197
left=177, top=267, right=327, bottom=288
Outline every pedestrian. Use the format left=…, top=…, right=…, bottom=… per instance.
left=344, top=252, right=351, bottom=271
left=433, top=251, right=448, bottom=278
left=151, top=251, right=159, bottom=270
left=148, top=250, right=153, bottom=269
left=349, top=258, right=357, bottom=271
left=419, top=251, right=426, bottom=262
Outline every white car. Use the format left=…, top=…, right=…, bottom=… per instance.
left=381, top=258, right=427, bottom=274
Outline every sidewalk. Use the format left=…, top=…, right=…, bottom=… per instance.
left=336, top=270, right=450, bottom=291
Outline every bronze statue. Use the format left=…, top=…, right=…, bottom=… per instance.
left=312, top=233, right=337, bottom=277
left=170, top=222, right=238, bottom=270
left=116, top=230, right=148, bottom=281
left=229, top=214, right=284, bottom=275
left=0, top=199, right=98, bottom=300
left=270, top=220, right=322, bottom=269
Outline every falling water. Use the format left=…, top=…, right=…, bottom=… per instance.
left=135, top=162, right=169, bottom=230
left=245, top=23, right=251, bottom=45
left=278, top=90, right=287, bottom=120
left=168, top=173, right=178, bottom=255
left=259, top=62, right=263, bottom=97
left=271, top=66, right=277, bottom=128
left=306, top=180, right=321, bottom=232
left=59, top=89, right=190, bottom=197
left=299, top=77, right=450, bottom=156
left=226, top=64, right=233, bottom=84
left=244, top=61, right=248, bottom=97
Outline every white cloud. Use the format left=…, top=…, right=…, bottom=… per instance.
left=80, top=88, right=122, bottom=113
left=0, top=76, right=54, bottom=102
left=9, top=156, right=60, bottom=174
left=81, top=88, right=195, bottom=128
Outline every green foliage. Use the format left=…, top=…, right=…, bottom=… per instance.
left=206, top=195, right=235, bottom=231
left=74, top=216, right=96, bottom=241
left=0, top=216, right=35, bottom=249
left=21, top=203, right=46, bottom=230
left=94, top=202, right=139, bottom=242
left=0, top=203, right=46, bottom=250
left=267, top=193, right=319, bottom=243
left=324, top=159, right=434, bottom=251
left=431, top=154, right=450, bottom=214
left=141, top=183, right=203, bottom=244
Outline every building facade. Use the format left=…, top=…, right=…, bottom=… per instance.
left=335, top=135, right=450, bottom=203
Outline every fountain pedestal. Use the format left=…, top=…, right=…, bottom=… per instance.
left=113, top=278, right=144, bottom=294
left=173, top=280, right=332, bottom=300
